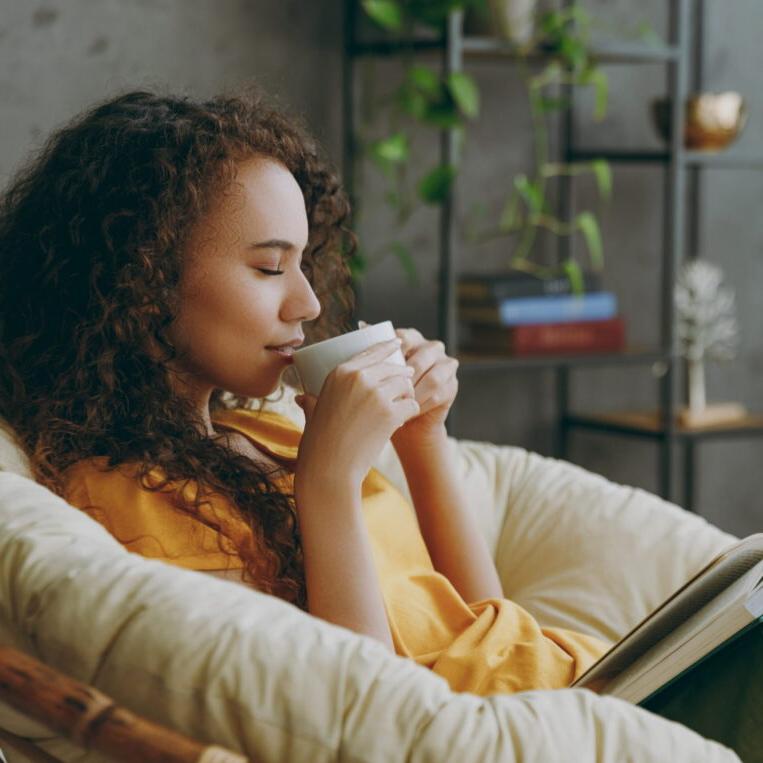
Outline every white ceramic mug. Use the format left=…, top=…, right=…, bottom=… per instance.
left=292, top=320, right=406, bottom=396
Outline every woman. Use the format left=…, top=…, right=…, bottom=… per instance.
left=0, top=86, right=610, bottom=696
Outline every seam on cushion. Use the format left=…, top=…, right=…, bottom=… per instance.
left=85, top=602, right=151, bottom=689
left=400, top=695, right=487, bottom=763
left=46, top=632, right=343, bottom=755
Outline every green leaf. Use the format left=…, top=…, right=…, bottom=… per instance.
left=390, top=242, right=419, bottom=286
left=581, top=69, right=608, bottom=121
left=559, top=37, right=588, bottom=72
left=361, top=0, right=403, bottom=31
left=538, top=96, right=571, bottom=113
left=513, top=174, right=544, bottom=215
left=418, top=164, right=456, bottom=204
left=538, top=10, right=564, bottom=38
left=590, top=159, right=612, bottom=200
left=531, top=61, right=565, bottom=89
left=499, top=192, right=522, bottom=231
left=561, top=259, right=584, bottom=295
left=407, top=0, right=463, bottom=28
left=398, top=87, right=428, bottom=120
left=408, top=66, right=440, bottom=98
left=370, top=133, right=409, bottom=164
left=576, top=211, right=603, bottom=269
left=447, top=72, right=480, bottom=119
left=420, top=103, right=462, bottom=129
left=637, top=21, right=663, bottom=47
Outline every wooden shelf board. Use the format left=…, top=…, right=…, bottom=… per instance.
left=456, top=346, right=667, bottom=371
left=566, top=411, right=763, bottom=438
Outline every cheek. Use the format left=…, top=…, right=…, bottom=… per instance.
left=171, top=278, right=269, bottom=358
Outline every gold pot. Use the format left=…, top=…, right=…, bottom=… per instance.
left=652, top=92, right=748, bottom=151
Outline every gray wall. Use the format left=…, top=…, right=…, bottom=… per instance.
left=1, top=1, right=760, bottom=536
left=0, top=0, right=344, bottom=181
left=353, top=0, right=763, bottom=538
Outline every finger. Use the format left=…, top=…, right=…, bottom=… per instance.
left=345, top=338, right=403, bottom=368
left=378, top=373, right=416, bottom=402
left=360, top=360, right=415, bottom=386
left=395, top=327, right=425, bottom=357
left=410, top=360, right=458, bottom=410
left=405, top=340, right=448, bottom=380
left=421, top=378, right=459, bottom=416
left=395, top=395, right=421, bottom=427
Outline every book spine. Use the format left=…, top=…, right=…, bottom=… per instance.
left=458, top=272, right=601, bottom=301
left=461, top=317, right=626, bottom=355
left=459, top=292, right=618, bottom=326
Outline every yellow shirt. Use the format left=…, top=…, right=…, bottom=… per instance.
left=63, top=408, right=610, bottom=695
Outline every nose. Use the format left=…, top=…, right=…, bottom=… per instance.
left=281, top=268, right=321, bottom=323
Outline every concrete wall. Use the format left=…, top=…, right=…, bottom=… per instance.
left=352, top=0, right=763, bottom=538
left=1, top=1, right=760, bottom=536
left=0, top=0, right=344, bottom=182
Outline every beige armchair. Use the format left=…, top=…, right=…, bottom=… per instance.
left=0, top=386, right=742, bottom=761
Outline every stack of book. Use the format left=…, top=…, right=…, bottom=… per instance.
left=457, top=270, right=626, bottom=356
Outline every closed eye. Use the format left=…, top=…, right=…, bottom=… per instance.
left=256, top=268, right=284, bottom=276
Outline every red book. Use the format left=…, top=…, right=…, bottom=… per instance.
left=461, top=317, right=626, bottom=356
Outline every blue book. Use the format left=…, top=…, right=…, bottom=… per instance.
left=459, top=291, right=618, bottom=326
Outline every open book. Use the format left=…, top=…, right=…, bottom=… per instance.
left=573, top=533, right=763, bottom=705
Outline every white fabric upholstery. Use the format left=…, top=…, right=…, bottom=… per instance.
left=0, top=388, right=741, bottom=761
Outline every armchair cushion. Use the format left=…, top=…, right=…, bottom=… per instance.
left=0, top=473, right=738, bottom=762
left=0, top=388, right=740, bottom=761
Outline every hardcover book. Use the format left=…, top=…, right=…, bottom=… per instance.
left=459, top=317, right=625, bottom=355
left=457, top=270, right=602, bottom=302
left=573, top=534, right=763, bottom=762
left=458, top=292, right=618, bottom=327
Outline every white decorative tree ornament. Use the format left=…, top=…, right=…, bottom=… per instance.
left=675, top=259, right=744, bottom=426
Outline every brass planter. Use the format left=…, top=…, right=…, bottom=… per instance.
left=652, top=92, right=748, bottom=152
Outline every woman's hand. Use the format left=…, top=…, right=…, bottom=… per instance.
left=387, top=326, right=459, bottom=450
left=294, top=339, right=420, bottom=490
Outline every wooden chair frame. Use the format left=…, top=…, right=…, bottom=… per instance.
left=0, top=647, right=251, bottom=763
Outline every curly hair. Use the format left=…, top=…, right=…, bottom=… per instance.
left=0, top=85, right=358, bottom=609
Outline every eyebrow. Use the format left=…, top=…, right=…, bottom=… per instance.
left=248, top=239, right=305, bottom=253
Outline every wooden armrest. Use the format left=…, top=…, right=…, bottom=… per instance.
left=0, top=646, right=251, bottom=763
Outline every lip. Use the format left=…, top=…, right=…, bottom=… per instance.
left=266, top=337, right=304, bottom=349
left=266, top=346, right=296, bottom=362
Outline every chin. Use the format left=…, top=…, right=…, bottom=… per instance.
left=224, top=376, right=286, bottom=402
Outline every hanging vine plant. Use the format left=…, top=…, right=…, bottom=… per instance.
left=352, top=0, right=616, bottom=290
left=352, top=0, right=482, bottom=285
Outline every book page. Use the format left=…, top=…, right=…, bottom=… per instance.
left=602, top=561, right=763, bottom=702
left=573, top=533, right=763, bottom=691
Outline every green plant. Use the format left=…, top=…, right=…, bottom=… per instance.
left=353, top=0, right=482, bottom=284
left=469, top=4, right=612, bottom=291
left=353, top=1, right=615, bottom=290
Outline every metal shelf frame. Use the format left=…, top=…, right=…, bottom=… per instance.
left=342, top=0, right=757, bottom=512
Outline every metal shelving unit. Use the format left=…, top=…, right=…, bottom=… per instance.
left=342, top=0, right=761, bottom=511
